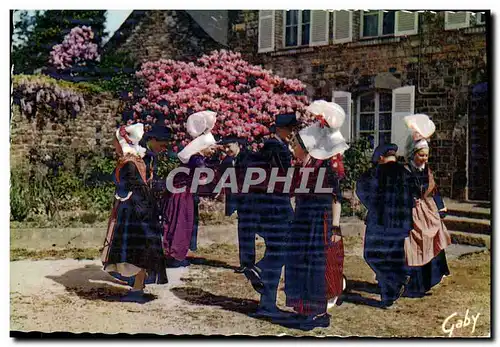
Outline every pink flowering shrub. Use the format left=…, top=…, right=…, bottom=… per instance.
left=133, top=50, right=311, bottom=150
left=49, top=26, right=100, bottom=70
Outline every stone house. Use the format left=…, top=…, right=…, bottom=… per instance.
left=104, top=10, right=490, bottom=201
left=103, top=10, right=230, bottom=63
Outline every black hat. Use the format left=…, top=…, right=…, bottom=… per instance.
left=276, top=113, right=300, bottom=128
left=157, top=100, right=169, bottom=108
left=217, top=136, right=248, bottom=146
left=146, top=123, right=172, bottom=141
left=122, top=110, right=135, bottom=122
left=371, top=143, right=398, bottom=164
left=269, top=113, right=300, bottom=133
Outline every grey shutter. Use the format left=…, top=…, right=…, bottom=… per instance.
left=395, top=11, right=419, bottom=36
left=333, top=91, right=352, bottom=142
left=444, top=11, right=471, bottom=30
left=309, top=10, right=329, bottom=46
left=258, top=10, right=275, bottom=53
left=333, top=10, right=352, bottom=44
left=391, top=86, right=415, bottom=151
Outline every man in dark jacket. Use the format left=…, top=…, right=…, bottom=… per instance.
left=141, top=122, right=173, bottom=283
left=218, top=137, right=254, bottom=273
left=244, top=113, right=298, bottom=319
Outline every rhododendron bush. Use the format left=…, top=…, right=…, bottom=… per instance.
left=49, top=26, right=100, bottom=70
left=133, top=50, right=310, bottom=151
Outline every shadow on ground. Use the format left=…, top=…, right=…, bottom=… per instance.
left=171, top=286, right=308, bottom=330
left=186, top=256, right=238, bottom=271
left=46, top=264, right=157, bottom=303
left=347, top=280, right=380, bottom=295
left=172, top=286, right=259, bottom=314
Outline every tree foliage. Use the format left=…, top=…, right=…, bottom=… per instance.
left=12, top=10, right=106, bottom=74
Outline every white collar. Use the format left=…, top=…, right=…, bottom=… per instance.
left=411, top=160, right=426, bottom=172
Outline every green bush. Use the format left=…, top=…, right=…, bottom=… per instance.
left=80, top=211, right=98, bottom=224
left=10, top=169, right=32, bottom=221
left=157, top=154, right=181, bottom=179
left=342, top=137, right=373, bottom=191
left=341, top=138, right=373, bottom=218
left=10, top=148, right=117, bottom=223
left=94, top=51, right=142, bottom=96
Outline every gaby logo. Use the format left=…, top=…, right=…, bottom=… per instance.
left=165, top=167, right=335, bottom=194
left=441, top=309, right=480, bottom=337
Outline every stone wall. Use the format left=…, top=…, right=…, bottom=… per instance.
left=229, top=11, right=488, bottom=198
left=108, top=10, right=226, bottom=64
left=10, top=93, right=121, bottom=166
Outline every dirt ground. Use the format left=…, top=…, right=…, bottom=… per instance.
left=10, top=227, right=491, bottom=338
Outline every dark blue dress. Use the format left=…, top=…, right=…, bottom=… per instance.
left=405, top=165, right=450, bottom=297
left=356, top=162, right=415, bottom=304
left=102, top=159, right=165, bottom=278
left=285, top=159, right=342, bottom=316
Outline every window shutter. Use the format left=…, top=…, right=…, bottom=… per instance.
left=333, top=10, right=353, bottom=44
left=395, top=11, right=419, bottom=36
left=309, top=10, right=329, bottom=46
left=444, top=11, right=471, bottom=30
left=333, top=91, right=352, bottom=143
left=476, top=12, right=486, bottom=25
left=258, top=10, right=275, bottom=53
left=391, top=86, right=415, bottom=152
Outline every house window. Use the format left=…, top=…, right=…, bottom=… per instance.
left=285, top=10, right=311, bottom=47
left=361, top=10, right=395, bottom=38
left=357, top=91, right=393, bottom=149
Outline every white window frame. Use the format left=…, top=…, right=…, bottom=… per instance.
left=283, top=10, right=311, bottom=48
left=360, top=10, right=396, bottom=39
left=356, top=91, right=393, bottom=148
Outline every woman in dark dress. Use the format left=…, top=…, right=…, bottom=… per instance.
left=285, top=101, right=349, bottom=330
left=101, top=123, right=166, bottom=302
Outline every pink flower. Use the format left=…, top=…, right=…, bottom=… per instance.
left=134, top=50, right=308, bottom=147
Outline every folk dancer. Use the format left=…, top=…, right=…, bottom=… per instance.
left=163, top=111, right=218, bottom=267
left=285, top=101, right=348, bottom=329
left=403, top=114, right=451, bottom=297
left=101, top=123, right=166, bottom=302
left=356, top=143, right=414, bottom=308
left=243, top=113, right=298, bottom=319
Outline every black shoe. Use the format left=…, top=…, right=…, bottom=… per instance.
left=108, top=290, right=154, bottom=304
left=166, top=258, right=190, bottom=268
left=380, top=298, right=398, bottom=309
left=157, top=273, right=169, bottom=284
left=250, top=307, right=294, bottom=322
left=243, top=267, right=264, bottom=294
left=293, top=313, right=331, bottom=331
left=234, top=266, right=247, bottom=274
